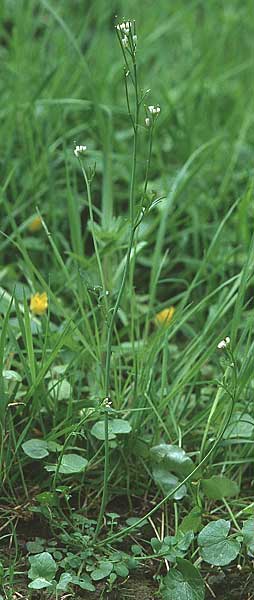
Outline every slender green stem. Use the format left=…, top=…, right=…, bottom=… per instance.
left=93, top=410, right=109, bottom=540
left=130, top=130, right=138, bottom=226
left=200, top=350, right=237, bottom=460
left=141, top=126, right=154, bottom=204
left=223, top=497, right=241, bottom=531
left=199, top=368, right=230, bottom=460
left=79, top=160, right=108, bottom=307
left=94, top=225, right=136, bottom=541
left=94, top=27, right=143, bottom=540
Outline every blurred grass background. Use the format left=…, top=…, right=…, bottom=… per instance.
left=1, top=0, right=254, bottom=278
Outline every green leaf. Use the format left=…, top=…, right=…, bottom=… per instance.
left=47, top=441, right=63, bottom=452
left=91, top=418, right=132, bottom=440
left=152, top=466, right=187, bottom=500
left=202, top=476, right=239, bottom=500
left=125, top=517, right=148, bottom=528
left=91, top=421, right=115, bottom=440
left=56, top=572, right=72, bottom=591
left=176, top=531, right=194, bottom=553
left=45, top=453, right=88, bottom=474
left=242, top=519, right=254, bottom=556
left=72, top=575, right=95, bottom=591
left=125, top=556, right=138, bottom=570
left=3, top=369, right=22, bottom=381
left=151, top=532, right=193, bottom=561
left=223, top=412, right=254, bottom=439
left=91, top=561, right=113, bottom=581
left=114, top=563, right=129, bottom=577
left=22, top=439, right=49, bottom=459
left=48, top=378, right=72, bottom=400
left=131, top=544, right=142, bottom=555
left=198, top=520, right=240, bottom=566
left=179, top=507, right=202, bottom=533
left=28, top=578, right=53, bottom=590
left=150, top=444, right=194, bottom=477
left=106, top=512, right=120, bottom=520
left=161, top=558, right=205, bottom=600
left=111, top=418, right=132, bottom=434
left=35, top=491, right=57, bottom=506
left=28, top=552, right=57, bottom=582
left=27, top=540, right=44, bottom=554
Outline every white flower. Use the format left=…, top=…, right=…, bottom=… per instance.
left=122, top=35, right=128, bottom=47
left=148, top=105, right=161, bottom=115
left=117, top=21, right=131, bottom=35
left=217, top=336, right=230, bottom=349
left=74, top=144, right=87, bottom=157
left=103, top=396, right=112, bottom=408
left=145, top=117, right=150, bottom=127
left=117, top=20, right=137, bottom=49
left=217, top=340, right=226, bottom=349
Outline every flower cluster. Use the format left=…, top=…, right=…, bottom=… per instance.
left=217, top=336, right=230, bottom=350
left=148, top=105, right=161, bottom=115
left=74, top=144, right=87, bottom=158
left=116, top=20, right=137, bottom=50
left=117, top=21, right=131, bottom=35
left=145, top=105, right=161, bottom=127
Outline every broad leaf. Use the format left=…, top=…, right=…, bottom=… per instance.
left=126, top=517, right=148, bottom=528
left=28, top=578, right=53, bottom=589
left=91, top=418, right=132, bottom=440
left=114, top=563, right=129, bottom=577
left=111, top=419, right=132, bottom=435
left=71, top=575, right=95, bottom=591
left=26, top=540, right=44, bottom=554
left=176, top=531, right=194, bottom=553
left=45, top=453, right=88, bottom=474
left=36, top=491, right=57, bottom=505
left=179, top=507, right=202, bottom=533
left=47, top=441, right=63, bottom=453
left=202, top=476, right=239, bottom=500
left=48, top=378, right=72, bottom=400
left=56, top=572, right=72, bottom=591
left=3, top=370, right=22, bottom=381
left=28, top=552, right=57, bottom=582
left=150, top=444, right=194, bottom=477
left=151, top=532, right=194, bottom=561
left=242, top=519, right=254, bottom=556
left=198, top=520, right=240, bottom=566
left=152, top=466, right=187, bottom=500
left=91, top=561, right=113, bottom=581
left=223, top=412, right=254, bottom=440
left=161, top=558, right=205, bottom=600
left=22, top=439, right=49, bottom=459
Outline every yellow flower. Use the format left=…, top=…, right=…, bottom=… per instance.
left=155, top=306, right=175, bottom=326
left=28, top=216, right=42, bottom=232
left=30, top=292, right=48, bottom=316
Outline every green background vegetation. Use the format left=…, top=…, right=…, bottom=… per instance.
left=1, top=0, right=254, bottom=597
